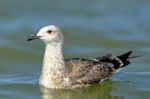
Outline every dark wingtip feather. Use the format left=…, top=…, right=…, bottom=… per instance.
left=117, top=51, right=133, bottom=67
left=118, top=51, right=132, bottom=59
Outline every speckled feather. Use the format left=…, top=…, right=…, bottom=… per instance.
left=27, top=25, right=134, bottom=89
left=64, top=51, right=131, bottom=86
left=65, top=58, right=115, bottom=85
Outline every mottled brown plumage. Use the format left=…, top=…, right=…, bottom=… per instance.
left=65, top=51, right=131, bottom=85
left=27, top=25, right=137, bottom=89
left=65, top=58, right=114, bottom=85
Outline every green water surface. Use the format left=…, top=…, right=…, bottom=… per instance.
left=0, top=0, right=150, bottom=99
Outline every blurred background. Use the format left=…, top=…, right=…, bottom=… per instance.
left=0, top=0, right=150, bottom=99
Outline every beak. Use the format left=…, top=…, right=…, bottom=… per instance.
left=26, top=34, right=41, bottom=41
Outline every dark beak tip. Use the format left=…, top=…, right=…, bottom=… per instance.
left=26, top=36, right=33, bottom=41
left=26, top=38, right=31, bottom=41
left=26, top=34, right=41, bottom=41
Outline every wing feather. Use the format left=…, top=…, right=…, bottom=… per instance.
left=65, top=58, right=115, bottom=85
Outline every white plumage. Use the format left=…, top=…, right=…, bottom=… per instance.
left=27, top=25, right=134, bottom=89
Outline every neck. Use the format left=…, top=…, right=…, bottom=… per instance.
left=39, top=42, right=66, bottom=88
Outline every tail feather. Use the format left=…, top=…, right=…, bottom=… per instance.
left=128, top=55, right=141, bottom=59
left=98, top=51, right=139, bottom=70
left=117, top=51, right=132, bottom=67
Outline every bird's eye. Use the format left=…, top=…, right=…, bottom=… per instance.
left=47, top=30, right=52, bottom=34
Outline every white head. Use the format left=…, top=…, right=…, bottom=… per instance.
left=27, top=25, right=64, bottom=44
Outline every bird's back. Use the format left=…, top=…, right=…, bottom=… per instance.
left=65, top=51, right=133, bottom=85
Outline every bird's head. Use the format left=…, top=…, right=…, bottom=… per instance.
left=27, top=25, right=63, bottom=44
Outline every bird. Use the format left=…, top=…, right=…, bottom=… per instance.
left=27, top=25, right=138, bottom=89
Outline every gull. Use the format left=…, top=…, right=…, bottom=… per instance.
left=27, top=25, right=138, bottom=89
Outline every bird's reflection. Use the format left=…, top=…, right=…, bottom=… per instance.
left=40, top=80, right=121, bottom=99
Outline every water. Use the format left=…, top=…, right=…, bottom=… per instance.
left=0, top=0, right=150, bottom=99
